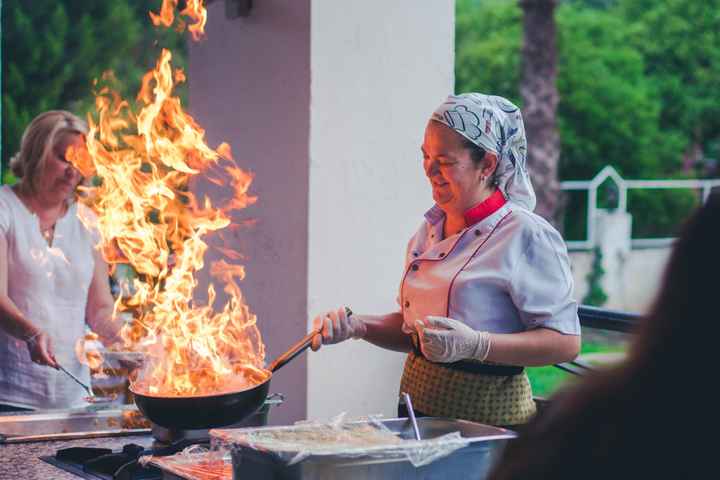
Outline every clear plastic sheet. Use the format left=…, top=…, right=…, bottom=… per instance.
left=143, top=444, right=232, bottom=480
left=211, top=412, right=470, bottom=467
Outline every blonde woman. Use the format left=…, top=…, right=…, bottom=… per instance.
left=0, top=111, right=117, bottom=411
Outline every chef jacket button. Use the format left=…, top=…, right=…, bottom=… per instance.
left=411, top=264, right=419, bottom=271
left=474, top=229, right=481, bottom=236
left=439, top=252, right=445, bottom=258
left=404, top=300, right=410, bottom=308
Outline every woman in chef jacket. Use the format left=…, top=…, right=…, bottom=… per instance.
left=311, top=93, right=580, bottom=426
left=0, top=111, right=118, bottom=411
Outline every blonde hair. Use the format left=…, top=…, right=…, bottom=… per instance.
left=10, top=110, right=88, bottom=194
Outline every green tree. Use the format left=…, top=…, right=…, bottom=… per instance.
left=456, top=0, right=522, bottom=106
left=456, top=0, right=673, bottom=182
left=618, top=0, right=720, bottom=175
left=582, top=247, right=608, bottom=306
left=555, top=5, right=679, bottom=179
left=2, top=0, right=187, bottom=181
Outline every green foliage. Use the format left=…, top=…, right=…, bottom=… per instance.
left=455, top=0, right=522, bottom=105
left=561, top=190, right=588, bottom=241
left=2, top=0, right=188, bottom=180
left=456, top=0, right=719, bottom=238
left=455, top=0, right=720, bottom=182
left=582, top=247, right=608, bottom=306
left=527, top=337, right=626, bottom=397
left=628, top=188, right=700, bottom=238
left=555, top=6, right=680, bottom=180
left=618, top=0, right=720, bottom=158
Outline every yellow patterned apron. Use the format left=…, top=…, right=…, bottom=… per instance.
left=399, top=352, right=536, bottom=426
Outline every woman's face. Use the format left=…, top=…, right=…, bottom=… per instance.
left=422, top=121, right=484, bottom=212
left=37, top=133, right=85, bottom=201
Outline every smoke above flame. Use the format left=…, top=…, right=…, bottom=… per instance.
left=71, top=0, right=270, bottom=397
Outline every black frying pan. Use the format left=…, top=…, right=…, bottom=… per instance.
left=131, top=310, right=343, bottom=430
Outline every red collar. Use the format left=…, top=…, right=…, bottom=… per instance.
left=463, top=189, right=507, bottom=227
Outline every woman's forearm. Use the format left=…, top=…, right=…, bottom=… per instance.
left=360, top=311, right=413, bottom=352
left=485, top=328, right=580, bottom=366
left=86, top=305, right=121, bottom=346
left=0, top=295, right=40, bottom=340
left=85, top=250, right=122, bottom=345
left=0, top=235, right=39, bottom=340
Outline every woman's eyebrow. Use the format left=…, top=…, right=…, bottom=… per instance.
left=421, top=148, right=453, bottom=159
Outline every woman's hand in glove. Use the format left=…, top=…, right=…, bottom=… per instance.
left=311, top=306, right=367, bottom=351
left=416, top=316, right=490, bottom=363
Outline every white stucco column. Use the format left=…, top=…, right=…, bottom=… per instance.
left=189, top=0, right=454, bottom=423
left=594, top=209, right=632, bottom=310
left=307, top=0, right=455, bottom=420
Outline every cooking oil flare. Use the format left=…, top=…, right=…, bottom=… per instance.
left=72, top=0, right=269, bottom=397
left=149, top=0, right=208, bottom=41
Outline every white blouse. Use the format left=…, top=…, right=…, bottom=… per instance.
left=0, top=185, right=97, bottom=409
left=399, top=201, right=580, bottom=337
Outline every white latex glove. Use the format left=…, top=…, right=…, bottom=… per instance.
left=311, top=307, right=367, bottom=351
left=416, top=315, right=490, bottom=363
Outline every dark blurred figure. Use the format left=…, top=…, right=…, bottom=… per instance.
left=488, top=193, right=720, bottom=480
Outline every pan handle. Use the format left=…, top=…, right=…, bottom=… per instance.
left=267, top=307, right=353, bottom=373
left=267, top=328, right=320, bottom=373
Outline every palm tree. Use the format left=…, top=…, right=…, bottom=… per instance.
left=519, top=0, right=560, bottom=225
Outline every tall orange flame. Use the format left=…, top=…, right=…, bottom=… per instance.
left=150, top=0, right=208, bottom=41
left=73, top=1, right=269, bottom=397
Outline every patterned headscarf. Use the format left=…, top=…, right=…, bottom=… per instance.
left=430, top=93, right=536, bottom=211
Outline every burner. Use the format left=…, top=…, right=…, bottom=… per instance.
left=150, top=424, right=213, bottom=447
left=41, top=440, right=205, bottom=479
left=39, top=394, right=283, bottom=478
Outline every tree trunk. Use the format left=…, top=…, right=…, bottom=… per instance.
left=519, top=0, right=561, bottom=225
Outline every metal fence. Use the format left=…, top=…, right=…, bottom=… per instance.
left=560, top=166, right=720, bottom=251
left=553, top=304, right=641, bottom=376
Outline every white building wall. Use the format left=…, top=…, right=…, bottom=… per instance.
left=569, top=247, right=671, bottom=314
left=307, top=0, right=455, bottom=420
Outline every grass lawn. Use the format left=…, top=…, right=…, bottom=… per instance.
left=527, top=336, right=628, bottom=398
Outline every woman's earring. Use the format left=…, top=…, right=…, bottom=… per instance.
left=480, top=175, right=486, bottom=183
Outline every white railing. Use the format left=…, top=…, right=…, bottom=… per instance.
left=561, top=166, right=720, bottom=251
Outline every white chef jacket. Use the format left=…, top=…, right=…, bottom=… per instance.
left=399, top=200, right=580, bottom=337
left=0, top=185, right=97, bottom=409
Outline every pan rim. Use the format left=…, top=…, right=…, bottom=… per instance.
left=129, top=375, right=270, bottom=400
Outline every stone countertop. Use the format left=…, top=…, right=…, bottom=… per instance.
left=0, top=434, right=153, bottom=480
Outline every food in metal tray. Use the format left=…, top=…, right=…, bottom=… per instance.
left=219, top=423, right=404, bottom=452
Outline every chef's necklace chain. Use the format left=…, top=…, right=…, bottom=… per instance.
left=13, top=186, right=64, bottom=246
left=40, top=223, right=56, bottom=246
left=33, top=209, right=61, bottom=247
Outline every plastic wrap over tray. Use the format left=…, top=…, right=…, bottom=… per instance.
left=211, top=413, right=512, bottom=469
left=145, top=445, right=232, bottom=480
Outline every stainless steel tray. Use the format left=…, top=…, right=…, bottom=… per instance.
left=0, top=406, right=150, bottom=443
left=217, top=417, right=516, bottom=480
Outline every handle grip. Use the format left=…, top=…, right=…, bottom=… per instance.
left=267, top=307, right=353, bottom=373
